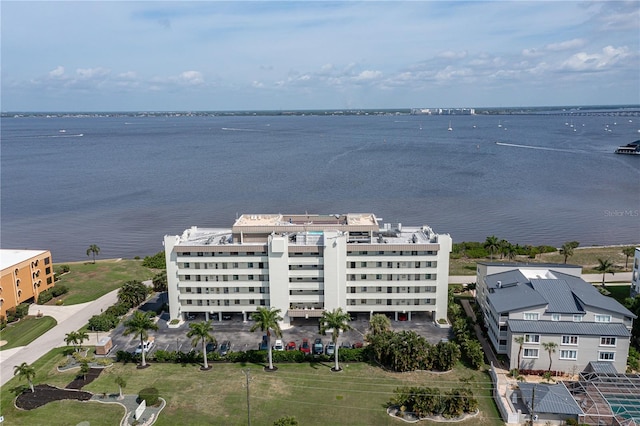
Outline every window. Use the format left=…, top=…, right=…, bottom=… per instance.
left=376, top=274, right=382, bottom=280
left=523, top=312, right=539, bottom=321
left=600, top=337, right=617, bottom=346
left=361, top=262, right=367, bottom=267
left=185, top=275, right=191, bottom=281
left=595, top=315, right=611, bottom=323
left=562, top=335, right=578, bottom=345
left=249, top=287, right=255, bottom=293
left=523, top=348, right=539, bottom=358
left=524, top=334, right=540, bottom=343
left=551, top=314, right=561, bottom=321
left=44, top=257, right=50, bottom=265
left=560, top=350, right=577, bottom=360
left=234, top=300, right=240, bottom=305
left=573, top=315, right=583, bottom=322
left=233, top=275, right=239, bottom=281
left=598, top=351, right=615, bottom=361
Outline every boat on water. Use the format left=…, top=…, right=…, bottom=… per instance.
left=614, top=140, right=640, bottom=155
left=447, top=121, right=452, bottom=131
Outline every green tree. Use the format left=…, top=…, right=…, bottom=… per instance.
left=542, top=341, right=558, bottom=372
left=559, top=241, right=579, bottom=264
left=484, top=235, right=500, bottom=260
left=273, top=416, right=299, bottom=426
left=65, top=331, right=80, bottom=352
left=504, top=243, right=517, bottom=261
left=118, top=280, right=149, bottom=308
left=79, top=361, right=90, bottom=380
left=86, top=244, right=101, bottom=264
left=250, top=307, right=283, bottom=371
left=319, top=308, right=353, bottom=372
left=514, top=336, right=524, bottom=371
left=115, top=375, right=127, bottom=400
left=594, top=258, right=616, bottom=287
left=367, top=313, right=391, bottom=337
left=187, top=320, right=215, bottom=370
left=14, top=362, right=36, bottom=392
left=622, top=247, right=635, bottom=269
left=152, top=271, right=168, bottom=292
left=123, top=311, right=158, bottom=367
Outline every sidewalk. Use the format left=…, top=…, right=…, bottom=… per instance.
left=0, top=289, right=119, bottom=387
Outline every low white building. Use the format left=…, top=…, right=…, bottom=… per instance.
left=164, top=213, right=452, bottom=326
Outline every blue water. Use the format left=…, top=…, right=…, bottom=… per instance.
left=2, top=113, right=639, bottom=262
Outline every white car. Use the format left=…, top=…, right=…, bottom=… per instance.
left=135, top=339, right=154, bottom=354
left=273, top=339, right=285, bottom=351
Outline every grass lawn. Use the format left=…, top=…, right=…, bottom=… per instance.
left=1, top=349, right=503, bottom=426
left=53, top=259, right=156, bottom=305
left=603, top=285, right=632, bottom=304
left=449, top=245, right=638, bottom=277
left=0, top=316, right=57, bottom=351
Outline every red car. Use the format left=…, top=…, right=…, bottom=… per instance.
left=286, top=341, right=297, bottom=351
left=299, top=338, right=311, bottom=354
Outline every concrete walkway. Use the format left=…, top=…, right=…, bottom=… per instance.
left=0, top=289, right=119, bottom=387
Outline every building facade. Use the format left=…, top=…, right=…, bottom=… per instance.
left=164, top=213, right=452, bottom=325
left=476, top=263, right=635, bottom=373
left=631, top=247, right=640, bottom=297
left=0, top=249, right=55, bottom=319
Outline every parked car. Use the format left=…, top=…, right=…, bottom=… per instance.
left=219, top=340, right=231, bottom=356
left=340, top=341, right=351, bottom=350
left=222, top=313, right=232, bottom=320
left=299, top=338, right=311, bottom=354
left=273, top=339, right=285, bottom=351
left=313, top=338, right=323, bottom=355
left=325, top=342, right=336, bottom=356
left=134, top=338, right=154, bottom=354
left=205, top=341, right=217, bottom=353
left=286, top=341, right=297, bottom=351
left=259, top=335, right=269, bottom=350
left=352, top=341, right=363, bottom=349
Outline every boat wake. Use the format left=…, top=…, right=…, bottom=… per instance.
left=495, top=141, right=583, bottom=154
left=221, top=127, right=264, bottom=132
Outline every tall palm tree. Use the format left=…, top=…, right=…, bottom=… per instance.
left=76, top=330, right=89, bottom=352
left=622, top=247, right=635, bottom=269
left=118, top=280, right=149, bottom=308
left=250, top=307, right=283, bottom=371
left=542, top=342, right=558, bottom=372
left=594, top=258, right=616, bottom=287
left=559, top=243, right=574, bottom=264
left=484, top=235, right=499, bottom=260
left=319, top=308, right=353, bottom=372
left=514, top=336, right=524, bottom=371
left=86, top=244, right=100, bottom=264
left=65, top=331, right=80, bottom=352
left=14, top=362, right=36, bottom=392
left=187, top=320, right=215, bottom=370
left=504, top=243, right=517, bottom=261
left=123, top=311, right=158, bottom=367
left=368, top=313, right=391, bottom=337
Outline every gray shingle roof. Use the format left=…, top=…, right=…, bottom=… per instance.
left=508, top=319, right=631, bottom=336
left=519, top=383, right=583, bottom=415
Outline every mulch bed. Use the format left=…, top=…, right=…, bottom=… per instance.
left=66, top=367, right=103, bottom=389
left=16, top=385, right=92, bottom=410
left=15, top=368, right=104, bottom=410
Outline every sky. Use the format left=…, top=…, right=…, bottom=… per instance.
left=1, top=1, right=639, bottom=112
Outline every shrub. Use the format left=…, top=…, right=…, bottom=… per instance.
left=55, top=265, right=70, bottom=275
left=51, top=285, right=69, bottom=297
left=116, top=350, right=139, bottom=364
left=0, top=316, right=6, bottom=331
left=15, top=303, right=30, bottom=319
left=153, top=350, right=178, bottom=363
left=37, top=290, right=54, bottom=304
left=142, top=251, right=166, bottom=269
left=88, top=313, right=120, bottom=331
left=105, top=302, right=129, bottom=317
left=55, top=299, right=64, bottom=306
left=138, top=387, right=159, bottom=406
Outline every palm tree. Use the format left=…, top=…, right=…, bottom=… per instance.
left=504, top=243, right=518, bottom=261
left=118, top=280, right=149, bottom=308
left=319, top=308, right=353, bottom=372
left=86, top=244, right=100, bottom=264
left=594, top=258, right=616, bottom=287
left=115, top=375, right=127, bottom=400
left=559, top=243, right=574, bottom=264
left=250, top=307, right=283, bottom=371
left=514, top=336, right=524, bottom=371
left=368, top=313, right=391, bottom=337
left=622, top=247, right=635, bottom=269
left=484, top=235, right=499, bottom=260
left=187, top=320, right=215, bottom=370
left=65, top=331, right=80, bottom=352
left=123, top=311, right=158, bottom=368
left=542, top=342, right=558, bottom=372
left=76, top=330, right=89, bottom=352
left=14, top=362, right=36, bottom=392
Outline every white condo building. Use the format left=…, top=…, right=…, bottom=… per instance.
left=164, top=213, right=452, bottom=326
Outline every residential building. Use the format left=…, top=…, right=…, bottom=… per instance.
left=164, top=213, right=452, bottom=326
left=0, top=249, right=55, bottom=319
left=476, top=262, right=635, bottom=373
left=631, top=247, right=640, bottom=297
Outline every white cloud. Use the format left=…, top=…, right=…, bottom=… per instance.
left=561, top=45, right=631, bottom=72
left=354, top=70, right=382, bottom=81
left=76, top=67, right=110, bottom=79
left=49, top=66, right=65, bottom=78
left=178, top=71, right=204, bottom=85
left=546, top=38, right=585, bottom=51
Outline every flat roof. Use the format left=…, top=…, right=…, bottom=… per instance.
left=233, top=213, right=378, bottom=227
left=0, top=249, right=48, bottom=270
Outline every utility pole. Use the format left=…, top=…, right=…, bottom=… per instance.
left=242, top=368, right=252, bottom=426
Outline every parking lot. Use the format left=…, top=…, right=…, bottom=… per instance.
left=107, top=293, right=452, bottom=357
